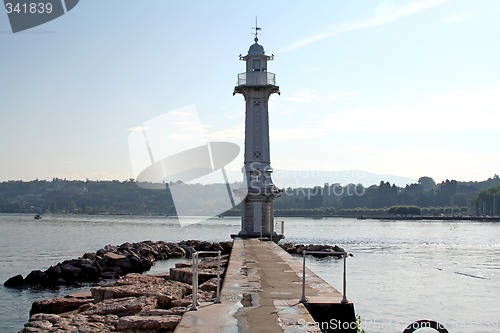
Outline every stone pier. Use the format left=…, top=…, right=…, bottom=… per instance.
left=175, top=239, right=356, bottom=333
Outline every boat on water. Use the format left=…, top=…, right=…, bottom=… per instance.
left=34, top=214, right=42, bottom=220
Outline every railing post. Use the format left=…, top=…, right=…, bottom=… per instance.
left=214, top=250, right=222, bottom=303
left=342, top=252, right=348, bottom=304
left=190, top=250, right=223, bottom=308
left=300, top=250, right=307, bottom=303
left=190, top=252, right=199, bottom=311
left=300, top=250, right=348, bottom=304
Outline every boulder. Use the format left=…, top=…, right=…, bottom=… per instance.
left=114, top=273, right=165, bottom=286
left=164, top=242, right=186, bottom=257
left=21, top=313, right=118, bottom=333
left=29, top=297, right=93, bottom=316
left=117, top=315, right=182, bottom=332
left=198, top=255, right=229, bottom=269
left=220, top=240, right=233, bottom=254
left=279, top=243, right=346, bottom=258
left=127, top=252, right=152, bottom=272
left=100, top=266, right=123, bottom=279
left=79, top=296, right=157, bottom=317
left=295, top=245, right=305, bottom=254
left=169, top=267, right=193, bottom=284
left=66, top=291, right=93, bottom=299
left=199, top=278, right=218, bottom=292
left=24, top=270, right=50, bottom=286
left=172, top=267, right=221, bottom=285
left=3, top=274, right=24, bottom=287
left=103, top=252, right=127, bottom=262
left=45, top=265, right=62, bottom=283
left=170, top=298, right=192, bottom=308
left=140, top=307, right=187, bottom=316
left=59, top=263, right=83, bottom=282
left=74, top=259, right=101, bottom=280
left=91, top=273, right=188, bottom=308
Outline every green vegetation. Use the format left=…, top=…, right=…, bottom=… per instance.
left=0, top=175, right=499, bottom=217
left=0, top=178, right=176, bottom=215
left=472, top=185, right=500, bottom=216
left=387, top=205, right=421, bottom=216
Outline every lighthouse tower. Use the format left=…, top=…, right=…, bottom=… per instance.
left=233, top=25, right=282, bottom=241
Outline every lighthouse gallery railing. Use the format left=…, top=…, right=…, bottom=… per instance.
left=237, top=72, right=276, bottom=86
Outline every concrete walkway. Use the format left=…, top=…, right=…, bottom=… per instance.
left=175, top=239, right=352, bottom=333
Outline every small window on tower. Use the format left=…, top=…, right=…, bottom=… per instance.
left=253, top=59, right=261, bottom=71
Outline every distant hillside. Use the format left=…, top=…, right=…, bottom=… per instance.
left=272, top=169, right=416, bottom=188
left=1, top=175, right=499, bottom=216
left=202, top=168, right=416, bottom=187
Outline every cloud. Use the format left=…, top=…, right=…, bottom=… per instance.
left=206, top=123, right=324, bottom=142
left=442, top=12, right=473, bottom=23
left=284, top=89, right=317, bottom=103
left=206, top=123, right=245, bottom=141
left=325, top=84, right=500, bottom=133
left=127, top=125, right=149, bottom=132
left=278, top=0, right=451, bottom=53
left=328, top=91, right=357, bottom=102
left=271, top=127, right=325, bottom=141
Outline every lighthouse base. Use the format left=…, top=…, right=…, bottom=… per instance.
left=234, top=196, right=283, bottom=243
left=230, top=232, right=284, bottom=244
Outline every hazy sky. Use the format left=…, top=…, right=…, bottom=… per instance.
left=1, top=0, right=499, bottom=185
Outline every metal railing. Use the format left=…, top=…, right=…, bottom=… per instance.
left=269, top=220, right=285, bottom=242
left=258, top=220, right=285, bottom=242
left=300, top=250, right=348, bottom=304
left=237, top=72, right=276, bottom=86
left=277, top=220, right=284, bottom=236
left=189, top=250, right=222, bottom=311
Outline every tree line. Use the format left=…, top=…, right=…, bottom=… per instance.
left=0, top=175, right=499, bottom=216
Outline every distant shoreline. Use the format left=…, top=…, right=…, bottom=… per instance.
left=355, top=215, right=500, bottom=222
left=9, top=212, right=500, bottom=222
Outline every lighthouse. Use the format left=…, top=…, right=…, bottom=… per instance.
left=233, top=25, right=282, bottom=241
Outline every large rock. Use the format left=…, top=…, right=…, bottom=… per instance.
left=24, top=270, right=50, bottom=287
left=117, top=315, right=182, bottom=332
left=169, top=267, right=193, bottom=284
left=163, top=242, right=186, bottom=257
left=198, top=255, right=229, bottom=269
left=3, top=274, right=24, bottom=287
left=169, top=256, right=227, bottom=284
left=79, top=296, right=157, bottom=317
left=45, top=265, right=62, bottom=282
left=140, top=307, right=187, bottom=316
left=170, top=298, right=192, bottom=308
left=91, top=273, right=188, bottom=308
left=279, top=243, right=346, bottom=258
left=219, top=240, right=233, bottom=254
left=21, top=313, right=118, bottom=333
left=30, top=297, right=93, bottom=316
left=199, top=278, right=218, bottom=292
left=60, top=263, right=83, bottom=282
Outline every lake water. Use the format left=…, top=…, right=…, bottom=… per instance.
left=0, top=214, right=498, bottom=333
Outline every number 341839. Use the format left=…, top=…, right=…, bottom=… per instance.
left=5, top=2, right=53, bottom=14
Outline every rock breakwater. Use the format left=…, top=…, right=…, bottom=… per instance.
left=4, top=240, right=232, bottom=289
left=279, top=243, right=347, bottom=257
left=17, top=241, right=230, bottom=332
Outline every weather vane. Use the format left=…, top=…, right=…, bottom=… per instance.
left=252, top=16, right=261, bottom=42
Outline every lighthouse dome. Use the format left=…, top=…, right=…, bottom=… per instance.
left=248, top=41, right=265, bottom=56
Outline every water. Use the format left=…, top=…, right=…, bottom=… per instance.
left=1, top=214, right=498, bottom=333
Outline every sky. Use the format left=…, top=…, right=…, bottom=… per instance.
left=1, top=0, right=500, bottom=186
